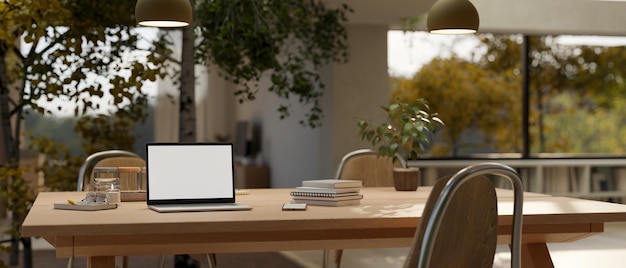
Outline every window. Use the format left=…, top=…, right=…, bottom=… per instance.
left=389, top=31, right=626, bottom=158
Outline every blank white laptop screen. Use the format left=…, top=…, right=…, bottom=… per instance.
left=146, top=143, right=251, bottom=212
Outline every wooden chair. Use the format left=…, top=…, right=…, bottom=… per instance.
left=335, top=149, right=406, bottom=186
left=323, top=149, right=406, bottom=267
left=405, top=162, right=523, bottom=268
left=77, top=150, right=144, bottom=192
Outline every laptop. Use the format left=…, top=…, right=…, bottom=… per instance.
left=146, top=142, right=252, bottom=212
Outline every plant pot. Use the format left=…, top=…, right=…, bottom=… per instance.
left=393, top=167, right=420, bottom=191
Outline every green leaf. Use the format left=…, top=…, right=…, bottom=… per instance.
left=376, top=126, right=386, bottom=136
left=372, top=136, right=381, bottom=146
left=402, top=122, right=413, bottom=134
left=402, top=135, right=410, bottom=145
left=389, top=143, right=399, bottom=154
left=377, top=133, right=388, bottom=143
left=378, top=146, right=388, bottom=156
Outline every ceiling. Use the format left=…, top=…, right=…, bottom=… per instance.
left=331, top=0, right=626, bottom=36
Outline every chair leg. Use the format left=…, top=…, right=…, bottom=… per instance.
left=323, top=249, right=343, bottom=268
left=66, top=257, right=73, bottom=268
left=159, top=255, right=166, bottom=268
left=207, top=253, right=217, bottom=268
left=122, top=256, right=129, bottom=268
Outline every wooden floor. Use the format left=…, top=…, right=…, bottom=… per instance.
left=281, top=222, right=626, bottom=268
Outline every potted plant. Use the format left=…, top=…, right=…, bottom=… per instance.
left=357, top=98, right=444, bottom=190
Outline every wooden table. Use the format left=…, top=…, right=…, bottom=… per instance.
left=21, top=187, right=626, bottom=268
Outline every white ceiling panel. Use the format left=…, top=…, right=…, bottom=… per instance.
left=330, top=0, right=626, bottom=36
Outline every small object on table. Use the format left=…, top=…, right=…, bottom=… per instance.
left=54, top=201, right=117, bottom=211
left=84, top=192, right=96, bottom=202
left=53, top=192, right=119, bottom=211
left=95, top=192, right=107, bottom=203
left=235, top=189, right=250, bottom=195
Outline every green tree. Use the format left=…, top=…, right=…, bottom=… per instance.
left=1, top=1, right=169, bottom=266
left=2, top=1, right=352, bottom=266
left=391, top=56, right=520, bottom=156
left=478, top=34, right=626, bottom=154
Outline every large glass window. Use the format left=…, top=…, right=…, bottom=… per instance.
left=388, top=31, right=626, bottom=158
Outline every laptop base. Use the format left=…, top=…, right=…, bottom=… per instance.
left=148, top=203, right=252, bottom=213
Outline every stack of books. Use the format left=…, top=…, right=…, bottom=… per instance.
left=290, top=179, right=363, bottom=206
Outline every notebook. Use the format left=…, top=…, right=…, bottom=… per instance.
left=146, top=142, right=252, bottom=213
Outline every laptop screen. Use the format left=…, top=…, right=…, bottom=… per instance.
left=146, top=143, right=236, bottom=205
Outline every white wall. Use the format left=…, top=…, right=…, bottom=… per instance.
left=241, top=86, right=325, bottom=187
left=330, top=25, right=391, bottom=168
left=155, top=25, right=392, bottom=188
left=196, top=65, right=236, bottom=143
left=226, top=24, right=392, bottom=188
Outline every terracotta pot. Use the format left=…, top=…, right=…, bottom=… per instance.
left=393, top=167, right=420, bottom=191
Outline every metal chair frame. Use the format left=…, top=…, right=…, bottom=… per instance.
left=417, top=162, right=523, bottom=268
left=77, top=150, right=142, bottom=192
left=323, top=149, right=407, bottom=267
left=335, top=149, right=407, bottom=179
left=72, top=150, right=166, bottom=268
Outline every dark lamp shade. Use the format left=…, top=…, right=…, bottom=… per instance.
left=427, top=0, right=479, bottom=34
left=135, top=0, right=192, bottom=27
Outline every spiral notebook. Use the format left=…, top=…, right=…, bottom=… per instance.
left=146, top=143, right=252, bottom=213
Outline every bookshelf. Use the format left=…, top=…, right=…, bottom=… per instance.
left=408, top=156, right=626, bottom=203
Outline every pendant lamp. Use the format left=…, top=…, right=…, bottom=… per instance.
left=427, top=0, right=479, bottom=34
left=135, top=0, right=193, bottom=27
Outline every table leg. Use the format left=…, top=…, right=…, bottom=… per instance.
left=87, top=256, right=115, bottom=268
left=521, top=243, right=555, bottom=268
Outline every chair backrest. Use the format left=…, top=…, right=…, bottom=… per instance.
left=96, top=156, right=145, bottom=191
left=96, top=157, right=145, bottom=168
left=77, top=150, right=144, bottom=192
left=335, top=149, right=406, bottom=187
left=403, top=175, right=498, bottom=268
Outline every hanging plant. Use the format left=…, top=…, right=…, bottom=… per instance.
left=195, top=0, right=352, bottom=128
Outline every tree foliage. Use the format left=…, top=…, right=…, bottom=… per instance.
left=392, top=33, right=626, bottom=157
left=194, top=0, right=351, bottom=128
left=1, top=1, right=352, bottom=265
left=1, top=1, right=170, bottom=264
left=479, top=34, right=626, bottom=153
left=391, top=56, right=520, bottom=156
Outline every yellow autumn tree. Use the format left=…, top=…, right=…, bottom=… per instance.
left=479, top=34, right=626, bottom=154
left=391, top=56, right=521, bottom=156
left=394, top=33, right=626, bottom=157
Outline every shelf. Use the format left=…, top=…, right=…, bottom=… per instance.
left=552, top=191, right=626, bottom=198
left=408, top=157, right=626, bottom=203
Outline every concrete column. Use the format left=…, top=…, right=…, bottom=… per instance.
left=329, top=25, right=391, bottom=172
left=196, top=65, right=237, bottom=142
